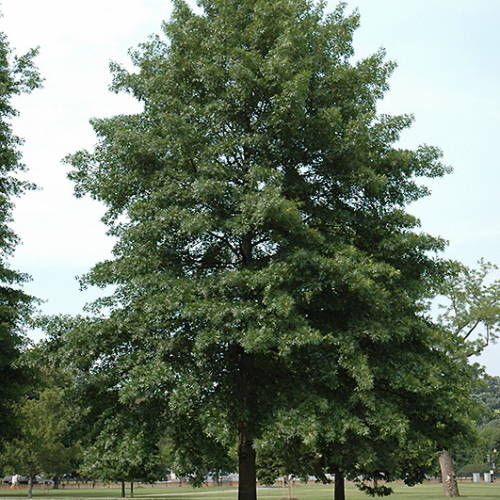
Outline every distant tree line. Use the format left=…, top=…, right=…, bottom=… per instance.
left=453, top=376, right=500, bottom=478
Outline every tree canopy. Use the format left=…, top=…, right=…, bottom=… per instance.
left=63, top=1, right=477, bottom=499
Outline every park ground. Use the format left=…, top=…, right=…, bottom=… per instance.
left=1, top=481, right=500, bottom=500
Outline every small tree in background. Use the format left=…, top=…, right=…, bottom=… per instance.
left=80, top=416, right=163, bottom=498
left=1, top=387, right=81, bottom=498
left=37, top=314, right=172, bottom=495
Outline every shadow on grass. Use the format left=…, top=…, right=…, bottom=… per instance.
left=1, top=482, right=500, bottom=500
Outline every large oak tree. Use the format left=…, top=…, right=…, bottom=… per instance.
left=64, top=2, right=476, bottom=499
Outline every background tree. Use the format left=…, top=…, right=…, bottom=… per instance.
left=0, top=386, right=81, bottom=498
left=64, top=2, right=470, bottom=500
left=435, top=261, right=500, bottom=497
left=473, top=375, right=500, bottom=426
left=19, top=332, right=85, bottom=488
left=37, top=314, right=171, bottom=495
left=0, top=21, right=42, bottom=451
left=80, top=415, right=163, bottom=498
left=437, top=259, right=500, bottom=358
left=454, top=376, right=500, bottom=477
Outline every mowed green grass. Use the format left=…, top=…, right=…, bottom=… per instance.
left=1, top=482, right=500, bottom=500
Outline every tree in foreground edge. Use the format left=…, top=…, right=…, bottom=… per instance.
left=65, top=2, right=467, bottom=499
left=0, top=23, right=41, bottom=451
left=434, top=259, right=500, bottom=497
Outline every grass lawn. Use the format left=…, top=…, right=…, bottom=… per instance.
left=1, top=482, right=500, bottom=500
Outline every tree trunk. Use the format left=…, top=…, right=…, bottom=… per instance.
left=121, top=481, right=125, bottom=498
left=28, top=475, right=34, bottom=499
left=53, top=475, right=60, bottom=489
left=131, top=482, right=134, bottom=498
left=439, top=449, right=459, bottom=497
left=334, top=470, right=345, bottom=500
left=238, top=420, right=257, bottom=500
left=238, top=350, right=257, bottom=500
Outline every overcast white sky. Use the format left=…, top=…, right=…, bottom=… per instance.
left=2, top=0, right=500, bottom=376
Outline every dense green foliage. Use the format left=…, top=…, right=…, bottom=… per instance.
left=0, top=26, right=41, bottom=448
left=59, top=1, right=479, bottom=499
